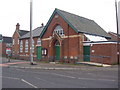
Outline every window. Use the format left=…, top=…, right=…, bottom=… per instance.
left=37, top=38, right=41, bottom=45
left=32, top=39, right=34, bottom=53
left=53, top=25, right=64, bottom=36
left=25, top=40, right=28, bottom=52
left=20, top=40, right=23, bottom=53
left=6, top=43, right=12, bottom=47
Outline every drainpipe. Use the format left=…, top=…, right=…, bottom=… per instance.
left=68, top=24, right=69, bottom=62
left=78, top=33, right=80, bottom=62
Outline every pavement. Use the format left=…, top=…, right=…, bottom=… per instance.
left=1, top=57, right=117, bottom=70
left=7, top=61, right=87, bottom=70
left=76, top=62, right=111, bottom=67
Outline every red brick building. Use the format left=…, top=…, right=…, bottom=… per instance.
left=15, top=9, right=119, bottom=65
left=40, top=8, right=112, bottom=64
left=83, top=41, right=119, bottom=64
left=12, top=23, right=29, bottom=59
left=0, top=35, right=12, bottom=57
left=108, top=32, right=120, bottom=41
left=19, top=25, right=44, bottom=60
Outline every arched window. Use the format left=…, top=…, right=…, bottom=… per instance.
left=37, top=38, right=41, bottom=45
left=53, top=25, right=64, bottom=36
left=20, top=40, right=23, bottom=52
left=25, top=40, right=28, bottom=52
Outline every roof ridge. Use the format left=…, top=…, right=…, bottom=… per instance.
left=20, top=26, right=44, bottom=39
left=33, top=26, right=44, bottom=31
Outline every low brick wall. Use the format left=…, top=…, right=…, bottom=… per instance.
left=90, top=43, right=118, bottom=64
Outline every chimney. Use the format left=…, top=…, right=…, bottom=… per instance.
left=16, top=23, right=20, bottom=30
left=41, top=23, right=44, bottom=27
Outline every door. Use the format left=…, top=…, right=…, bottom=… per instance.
left=37, top=46, right=42, bottom=60
left=83, top=46, right=90, bottom=61
left=55, top=45, right=60, bottom=61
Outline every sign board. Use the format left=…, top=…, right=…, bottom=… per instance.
left=6, top=48, right=11, bottom=55
left=42, top=48, right=48, bottom=56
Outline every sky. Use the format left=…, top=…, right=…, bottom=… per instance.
left=0, top=0, right=120, bottom=37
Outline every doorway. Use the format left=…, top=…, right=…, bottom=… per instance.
left=37, top=46, right=42, bottom=60
left=55, top=41, right=60, bottom=61
left=83, top=46, right=90, bottom=61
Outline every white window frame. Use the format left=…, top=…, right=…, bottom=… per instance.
left=25, top=40, right=28, bottom=52
left=53, top=25, right=64, bottom=36
left=20, top=40, right=23, bottom=53
left=37, top=38, right=41, bottom=46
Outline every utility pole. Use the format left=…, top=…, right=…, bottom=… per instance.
left=115, top=0, right=120, bottom=64
left=30, top=0, right=34, bottom=65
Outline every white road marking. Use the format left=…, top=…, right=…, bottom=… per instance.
left=21, top=79, right=38, bottom=88
left=97, top=78, right=116, bottom=82
left=15, top=69, right=48, bottom=74
left=15, top=69, right=26, bottom=72
left=15, top=69, right=117, bottom=82
left=60, top=71, right=118, bottom=81
left=51, top=73, right=76, bottom=79
left=50, top=72, right=116, bottom=82
left=35, top=77, right=55, bottom=85
left=0, top=76, right=20, bottom=80
left=78, top=77, right=116, bottom=82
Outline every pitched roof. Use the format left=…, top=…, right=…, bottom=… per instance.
left=20, top=26, right=44, bottom=39
left=108, top=32, right=120, bottom=37
left=18, top=30, right=29, bottom=37
left=2, top=36, right=12, bottom=43
left=40, top=8, right=110, bottom=38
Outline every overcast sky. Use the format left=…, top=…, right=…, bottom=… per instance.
left=0, top=0, right=120, bottom=37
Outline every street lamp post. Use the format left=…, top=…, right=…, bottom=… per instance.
left=30, top=0, right=34, bottom=65
left=115, top=0, right=120, bottom=65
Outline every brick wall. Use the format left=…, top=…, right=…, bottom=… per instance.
left=108, top=32, right=120, bottom=41
left=90, top=43, right=118, bottom=64
left=42, top=13, right=83, bottom=62
left=12, top=30, right=20, bottom=59
left=19, top=37, right=38, bottom=60
left=0, top=43, right=6, bottom=57
left=3, top=43, right=6, bottom=57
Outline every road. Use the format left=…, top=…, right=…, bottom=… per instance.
left=2, top=66, right=118, bottom=88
